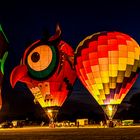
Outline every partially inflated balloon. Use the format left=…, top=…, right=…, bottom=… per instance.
left=0, top=25, right=8, bottom=110
left=75, top=31, right=140, bottom=119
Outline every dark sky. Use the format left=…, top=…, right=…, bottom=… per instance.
left=0, top=0, right=140, bottom=121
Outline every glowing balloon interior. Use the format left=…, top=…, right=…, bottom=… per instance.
left=75, top=31, right=140, bottom=119
left=10, top=25, right=76, bottom=122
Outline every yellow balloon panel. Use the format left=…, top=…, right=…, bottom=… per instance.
left=108, top=64, right=118, bottom=72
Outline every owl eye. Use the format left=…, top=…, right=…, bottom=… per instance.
left=26, top=45, right=58, bottom=79
left=31, top=52, right=40, bottom=62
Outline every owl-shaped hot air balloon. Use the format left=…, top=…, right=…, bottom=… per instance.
left=0, top=25, right=8, bottom=110
left=10, top=25, right=76, bottom=123
left=75, top=31, right=140, bottom=120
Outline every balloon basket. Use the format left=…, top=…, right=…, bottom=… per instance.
left=101, top=105, right=118, bottom=127
left=44, top=106, right=60, bottom=128
left=101, top=104, right=118, bottom=120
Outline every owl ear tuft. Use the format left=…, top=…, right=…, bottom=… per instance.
left=48, top=24, right=61, bottom=42
left=48, top=24, right=61, bottom=46
left=41, top=24, right=61, bottom=46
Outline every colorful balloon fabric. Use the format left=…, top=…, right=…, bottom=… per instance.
left=75, top=31, right=140, bottom=106
left=10, top=25, right=76, bottom=114
left=0, top=25, right=8, bottom=110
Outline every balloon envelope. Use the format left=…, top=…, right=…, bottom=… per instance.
left=10, top=26, right=77, bottom=122
left=75, top=31, right=140, bottom=119
left=11, top=40, right=76, bottom=108
left=0, top=25, right=8, bottom=110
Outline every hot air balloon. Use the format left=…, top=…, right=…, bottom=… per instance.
left=0, top=25, right=9, bottom=110
left=74, top=31, right=140, bottom=120
left=10, top=25, right=76, bottom=125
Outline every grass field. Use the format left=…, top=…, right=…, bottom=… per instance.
left=0, top=126, right=140, bottom=140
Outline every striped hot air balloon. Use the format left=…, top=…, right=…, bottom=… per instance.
left=74, top=31, right=140, bottom=120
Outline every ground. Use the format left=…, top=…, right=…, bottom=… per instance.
left=0, top=126, right=140, bottom=140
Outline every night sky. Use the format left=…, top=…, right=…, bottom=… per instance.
left=0, top=0, right=140, bottom=122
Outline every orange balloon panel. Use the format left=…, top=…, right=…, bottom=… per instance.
left=75, top=31, right=140, bottom=105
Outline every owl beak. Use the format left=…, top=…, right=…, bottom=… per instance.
left=10, top=65, right=28, bottom=88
